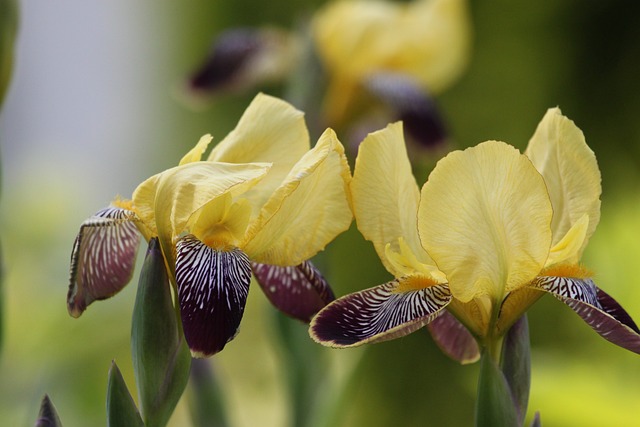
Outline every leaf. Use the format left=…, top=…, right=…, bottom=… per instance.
left=500, top=315, right=531, bottom=425
left=131, top=238, right=191, bottom=427
left=475, top=351, right=519, bottom=427
left=106, top=362, right=144, bottom=427
left=187, top=359, right=230, bottom=427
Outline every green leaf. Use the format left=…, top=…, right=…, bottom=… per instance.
left=501, top=315, right=531, bottom=425
left=475, top=351, right=519, bottom=427
left=34, top=394, right=63, bottom=427
left=106, top=362, right=144, bottom=427
left=187, top=358, right=229, bottom=427
left=131, top=238, right=191, bottom=427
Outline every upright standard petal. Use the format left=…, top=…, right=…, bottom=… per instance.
left=418, top=141, right=553, bottom=303
left=351, top=122, right=434, bottom=277
left=525, top=108, right=601, bottom=256
left=242, top=129, right=352, bottom=266
left=310, top=276, right=451, bottom=347
left=179, top=134, right=213, bottom=165
left=176, top=235, right=252, bottom=357
left=207, top=93, right=310, bottom=209
left=68, top=206, right=141, bottom=317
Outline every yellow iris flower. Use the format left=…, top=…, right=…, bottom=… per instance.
left=311, top=109, right=640, bottom=359
left=68, top=93, right=353, bottom=356
left=313, top=0, right=471, bottom=125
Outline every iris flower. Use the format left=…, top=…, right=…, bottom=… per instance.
left=310, top=109, right=640, bottom=359
left=313, top=0, right=470, bottom=129
left=68, top=93, right=353, bottom=356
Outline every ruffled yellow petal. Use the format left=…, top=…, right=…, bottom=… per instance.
left=242, top=129, right=353, bottom=265
left=207, top=93, right=310, bottom=211
left=179, top=134, right=213, bottom=165
left=524, top=108, right=601, bottom=257
left=545, top=214, right=589, bottom=267
left=134, top=162, right=271, bottom=275
left=418, top=141, right=553, bottom=303
left=351, top=122, right=433, bottom=276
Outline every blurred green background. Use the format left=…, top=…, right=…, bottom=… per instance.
left=1, top=0, right=639, bottom=426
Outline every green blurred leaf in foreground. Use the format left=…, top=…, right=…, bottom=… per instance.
left=106, top=362, right=144, bottom=427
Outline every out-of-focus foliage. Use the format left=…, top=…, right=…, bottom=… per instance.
left=0, top=1, right=639, bottom=427
left=0, top=0, right=18, bottom=105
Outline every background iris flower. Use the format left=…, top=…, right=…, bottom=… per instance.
left=68, top=93, right=353, bottom=356
left=311, top=108, right=640, bottom=361
left=313, top=0, right=471, bottom=128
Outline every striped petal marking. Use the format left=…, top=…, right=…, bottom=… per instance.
left=252, top=260, right=335, bottom=323
left=176, top=235, right=252, bottom=357
left=309, top=278, right=452, bottom=348
left=67, top=207, right=141, bottom=318
left=530, top=276, right=640, bottom=354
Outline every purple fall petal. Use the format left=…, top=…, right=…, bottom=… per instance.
left=310, top=279, right=451, bottom=348
left=176, top=235, right=252, bottom=357
left=427, top=309, right=480, bottom=364
left=252, top=260, right=335, bottom=323
left=67, top=206, right=140, bottom=317
left=530, top=276, right=640, bottom=354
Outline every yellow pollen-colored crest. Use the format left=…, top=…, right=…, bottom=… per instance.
left=393, top=274, right=440, bottom=293
left=541, top=263, right=593, bottom=279
left=112, top=196, right=134, bottom=211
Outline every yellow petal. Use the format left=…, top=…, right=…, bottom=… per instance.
left=179, top=134, right=213, bottom=165
left=134, top=162, right=271, bottom=275
left=392, top=0, right=471, bottom=92
left=350, top=122, right=434, bottom=276
left=524, top=107, right=601, bottom=257
left=313, top=0, right=470, bottom=93
left=189, top=193, right=252, bottom=249
left=242, top=129, right=353, bottom=265
left=418, top=141, right=553, bottom=303
left=131, top=172, right=161, bottom=239
left=385, top=239, right=447, bottom=282
left=546, top=213, right=589, bottom=266
left=207, top=93, right=310, bottom=210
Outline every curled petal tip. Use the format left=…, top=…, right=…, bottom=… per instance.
left=67, top=206, right=140, bottom=317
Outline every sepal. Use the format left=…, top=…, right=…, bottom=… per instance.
left=176, top=235, right=251, bottom=357
left=529, top=276, right=640, bottom=353
left=427, top=310, right=480, bottom=364
left=310, top=278, right=451, bottom=347
left=253, top=260, right=335, bottom=323
left=67, top=206, right=140, bottom=317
